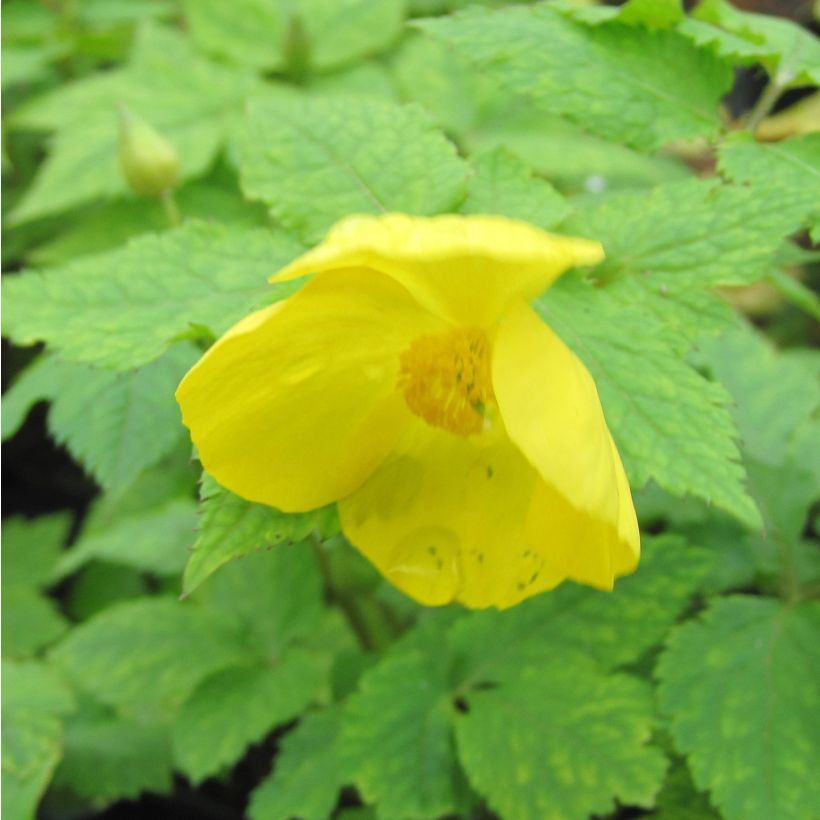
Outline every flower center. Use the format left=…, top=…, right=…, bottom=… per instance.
left=397, top=328, right=495, bottom=436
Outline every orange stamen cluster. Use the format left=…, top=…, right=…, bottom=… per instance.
left=398, top=328, right=494, bottom=436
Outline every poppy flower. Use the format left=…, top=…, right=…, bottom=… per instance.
left=176, top=214, right=639, bottom=608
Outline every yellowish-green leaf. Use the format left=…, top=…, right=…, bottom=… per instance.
left=455, top=660, right=667, bottom=820
left=658, top=597, right=820, bottom=820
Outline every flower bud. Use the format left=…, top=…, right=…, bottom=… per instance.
left=117, top=104, right=179, bottom=197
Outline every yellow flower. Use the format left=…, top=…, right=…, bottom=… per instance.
left=176, top=214, right=639, bottom=609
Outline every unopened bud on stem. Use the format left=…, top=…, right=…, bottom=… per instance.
left=117, top=104, right=179, bottom=197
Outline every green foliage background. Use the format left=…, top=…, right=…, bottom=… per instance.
left=2, top=1, right=819, bottom=819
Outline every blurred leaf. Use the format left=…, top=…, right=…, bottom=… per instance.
left=718, top=133, right=820, bottom=249
left=538, top=278, right=759, bottom=527
left=745, top=458, right=820, bottom=592
left=54, top=497, right=197, bottom=580
left=172, top=652, right=326, bottom=783
left=679, top=0, right=820, bottom=86
left=237, top=95, right=468, bottom=242
left=2, top=515, right=72, bottom=658
left=389, top=33, right=484, bottom=136
left=341, top=651, right=464, bottom=819
left=3, top=222, right=303, bottom=370
left=28, top=175, right=269, bottom=268
left=657, top=597, right=820, bottom=820
left=554, top=0, right=684, bottom=28
left=195, top=543, right=328, bottom=658
left=182, top=0, right=289, bottom=71
left=1, top=45, right=56, bottom=90
left=697, top=325, right=820, bottom=466
left=65, top=563, right=149, bottom=622
left=418, top=5, right=731, bottom=152
left=53, top=699, right=173, bottom=804
left=1, top=514, right=72, bottom=589
left=2, top=588, right=68, bottom=659
left=305, top=61, right=397, bottom=101
left=10, top=24, right=262, bottom=223
left=459, top=148, right=570, bottom=229
left=249, top=708, right=348, bottom=820
left=184, top=473, right=338, bottom=596
left=645, top=758, right=720, bottom=820
left=2, top=660, right=74, bottom=820
left=455, top=660, right=666, bottom=820
left=2, top=346, right=195, bottom=491
left=51, top=598, right=252, bottom=718
left=450, top=536, right=710, bottom=683
left=184, top=0, right=404, bottom=72
left=468, top=104, right=692, bottom=193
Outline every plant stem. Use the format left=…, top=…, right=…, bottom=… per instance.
left=160, top=188, right=181, bottom=227
left=745, top=79, right=785, bottom=133
left=310, top=536, right=393, bottom=652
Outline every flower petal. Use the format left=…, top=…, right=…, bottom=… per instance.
left=338, top=422, right=569, bottom=609
left=176, top=269, right=441, bottom=511
left=271, top=214, right=604, bottom=327
left=492, top=299, right=639, bottom=584
left=524, top=438, right=639, bottom=591
left=492, top=299, right=625, bottom=526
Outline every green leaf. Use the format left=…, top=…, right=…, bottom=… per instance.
left=388, top=33, right=483, bottom=136
left=51, top=597, right=252, bottom=718
left=417, top=5, right=731, bottom=151
left=3, top=221, right=303, bottom=370
left=679, top=0, right=820, bottom=86
left=467, top=104, right=691, bottom=194
left=565, top=178, right=805, bottom=291
left=184, top=0, right=403, bottom=73
left=2, top=659, right=75, bottom=714
left=537, top=277, right=760, bottom=527
left=554, top=0, right=684, bottom=28
left=745, top=458, right=820, bottom=591
left=340, top=651, right=464, bottom=819
left=182, top=0, right=289, bottom=71
left=1, top=514, right=72, bottom=589
left=455, top=660, right=667, bottom=820
left=2, top=347, right=195, bottom=491
left=657, top=597, right=820, bottom=820
left=697, top=324, right=820, bottom=466
left=183, top=473, right=338, bottom=596
left=249, top=708, right=348, bottom=820
left=459, top=148, right=570, bottom=229
left=653, top=759, right=721, bottom=820
left=2, top=660, right=74, bottom=820
left=2, top=587, right=68, bottom=659
left=304, top=61, right=397, bottom=101
left=10, top=24, right=262, bottom=222
left=53, top=497, right=197, bottom=580
left=53, top=700, right=173, bottom=804
left=718, top=134, right=820, bottom=242
left=1, top=45, right=56, bottom=90
left=450, top=536, right=710, bottom=684
left=195, top=542, right=328, bottom=660
left=65, top=564, right=149, bottom=622
left=28, top=173, right=269, bottom=268
left=173, top=652, right=326, bottom=783
left=2, top=515, right=72, bottom=658
left=237, top=95, right=468, bottom=242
